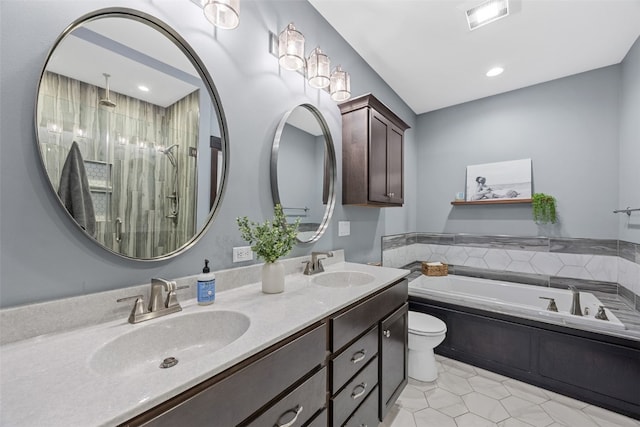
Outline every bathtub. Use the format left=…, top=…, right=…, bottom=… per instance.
left=409, top=274, right=626, bottom=332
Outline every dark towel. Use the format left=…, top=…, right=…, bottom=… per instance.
left=58, top=141, right=96, bottom=236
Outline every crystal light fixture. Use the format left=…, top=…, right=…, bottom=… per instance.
left=203, top=0, right=240, bottom=30
left=278, top=23, right=305, bottom=71
left=330, top=65, right=351, bottom=102
left=307, top=47, right=331, bottom=89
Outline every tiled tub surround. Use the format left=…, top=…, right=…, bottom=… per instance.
left=382, top=233, right=640, bottom=312
left=0, top=251, right=409, bottom=425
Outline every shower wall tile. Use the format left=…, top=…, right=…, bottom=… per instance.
left=453, top=266, right=549, bottom=287
left=414, top=243, right=434, bottom=262
left=382, top=234, right=409, bottom=251
left=382, top=246, right=408, bottom=268
left=557, top=265, right=594, bottom=281
left=618, top=284, right=636, bottom=307
left=407, top=233, right=418, bottom=245
left=506, top=260, right=536, bottom=275
left=550, top=238, right=619, bottom=256
left=445, top=246, right=469, bottom=266
left=482, top=249, right=511, bottom=270
left=549, top=277, right=618, bottom=294
left=530, top=253, right=564, bottom=276
left=617, top=240, right=636, bottom=263
left=416, top=233, right=454, bottom=245
left=585, top=256, right=618, bottom=283
left=505, top=249, right=535, bottom=262
left=454, top=234, right=549, bottom=251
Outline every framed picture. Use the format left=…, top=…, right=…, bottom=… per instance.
left=466, top=159, right=532, bottom=202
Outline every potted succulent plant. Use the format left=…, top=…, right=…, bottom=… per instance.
left=236, top=204, right=300, bottom=293
left=532, top=193, right=558, bottom=224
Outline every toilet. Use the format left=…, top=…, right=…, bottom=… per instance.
left=408, top=311, right=447, bottom=382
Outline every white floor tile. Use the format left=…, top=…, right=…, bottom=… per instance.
left=413, top=408, right=457, bottom=427
left=462, top=392, right=510, bottom=423
left=456, top=412, right=499, bottom=427
left=468, top=375, right=512, bottom=399
left=583, top=405, right=640, bottom=427
left=541, top=400, right=600, bottom=427
left=385, top=356, right=640, bottom=427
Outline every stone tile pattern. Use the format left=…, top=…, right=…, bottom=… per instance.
left=381, top=355, right=640, bottom=427
left=382, top=233, right=640, bottom=312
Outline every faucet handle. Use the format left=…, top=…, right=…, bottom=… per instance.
left=117, top=295, right=146, bottom=323
left=165, top=285, right=189, bottom=308
left=539, top=296, right=558, bottom=312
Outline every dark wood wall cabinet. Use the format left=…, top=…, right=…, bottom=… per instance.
left=340, top=94, right=410, bottom=207
left=122, top=278, right=408, bottom=427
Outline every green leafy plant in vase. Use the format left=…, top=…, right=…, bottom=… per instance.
left=532, top=193, right=557, bottom=224
left=236, top=204, right=300, bottom=293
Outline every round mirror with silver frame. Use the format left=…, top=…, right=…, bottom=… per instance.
left=271, top=104, right=336, bottom=244
left=34, top=8, right=228, bottom=261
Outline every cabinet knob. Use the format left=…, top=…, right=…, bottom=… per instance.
left=351, top=349, right=366, bottom=364
left=383, top=329, right=391, bottom=338
left=351, top=382, right=368, bottom=400
left=386, top=192, right=395, bottom=198
left=275, top=405, right=303, bottom=427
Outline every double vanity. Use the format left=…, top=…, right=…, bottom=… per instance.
left=0, top=254, right=409, bottom=426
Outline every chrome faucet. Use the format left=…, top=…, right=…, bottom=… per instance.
left=568, top=285, right=583, bottom=316
left=117, top=278, right=188, bottom=324
left=303, top=251, right=334, bottom=275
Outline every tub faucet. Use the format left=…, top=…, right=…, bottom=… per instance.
left=568, top=285, right=583, bottom=316
left=303, top=251, right=334, bottom=275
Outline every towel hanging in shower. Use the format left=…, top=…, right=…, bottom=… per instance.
left=58, top=141, right=96, bottom=236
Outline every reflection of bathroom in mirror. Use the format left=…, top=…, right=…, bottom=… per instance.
left=271, top=104, right=336, bottom=244
left=35, top=10, right=227, bottom=260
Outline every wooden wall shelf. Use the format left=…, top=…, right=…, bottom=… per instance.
left=451, top=198, right=532, bottom=206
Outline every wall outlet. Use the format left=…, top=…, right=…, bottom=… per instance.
left=233, top=246, right=253, bottom=263
left=338, top=221, right=351, bottom=237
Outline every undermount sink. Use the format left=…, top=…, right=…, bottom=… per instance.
left=311, top=271, right=376, bottom=288
left=90, top=310, right=250, bottom=376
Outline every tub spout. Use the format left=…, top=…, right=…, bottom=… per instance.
left=568, top=285, right=583, bottom=316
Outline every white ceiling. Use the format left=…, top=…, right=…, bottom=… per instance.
left=309, top=0, right=640, bottom=114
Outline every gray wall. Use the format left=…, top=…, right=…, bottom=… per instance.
left=0, top=0, right=417, bottom=308
left=415, top=65, right=622, bottom=240
left=618, top=36, right=640, bottom=243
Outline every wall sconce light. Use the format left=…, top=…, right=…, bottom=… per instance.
left=307, top=47, right=331, bottom=89
left=201, top=0, right=240, bottom=29
left=278, top=23, right=305, bottom=71
left=330, top=65, right=351, bottom=102
left=269, top=23, right=351, bottom=101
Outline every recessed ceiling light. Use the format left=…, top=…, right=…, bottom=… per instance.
left=138, top=85, right=150, bottom=92
left=486, top=66, right=504, bottom=77
left=466, top=0, right=509, bottom=31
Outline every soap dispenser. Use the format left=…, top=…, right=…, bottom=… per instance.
left=197, top=259, right=216, bottom=305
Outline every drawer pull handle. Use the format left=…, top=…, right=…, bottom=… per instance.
left=351, top=349, right=366, bottom=364
left=351, top=382, right=367, bottom=400
left=383, top=329, right=391, bottom=338
left=275, top=405, right=303, bottom=427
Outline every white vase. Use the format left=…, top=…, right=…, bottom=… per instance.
left=262, top=261, right=285, bottom=294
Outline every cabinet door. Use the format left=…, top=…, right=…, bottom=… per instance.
left=368, top=110, right=389, bottom=203
left=379, top=303, right=408, bottom=421
left=386, top=124, right=403, bottom=204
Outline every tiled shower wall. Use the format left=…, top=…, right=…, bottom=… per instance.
left=382, top=233, right=640, bottom=311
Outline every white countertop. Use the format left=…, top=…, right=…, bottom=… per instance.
left=0, top=262, right=408, bottom=427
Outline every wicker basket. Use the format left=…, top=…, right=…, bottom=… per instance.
left=421, top=262, right=448, bottom=276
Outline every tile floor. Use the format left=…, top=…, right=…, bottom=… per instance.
left=381, top=355, right=640, bottom=427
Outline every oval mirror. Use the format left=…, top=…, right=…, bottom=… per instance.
left=271, top=104, right=336, bottom=244
left=35, top=8, right=228, bottom=260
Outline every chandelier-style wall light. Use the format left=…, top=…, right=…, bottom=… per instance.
left=270, top=22, right=351, bottom=102
left=192, top=0, right=241, bottom=29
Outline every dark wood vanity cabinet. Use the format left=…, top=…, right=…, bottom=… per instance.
left=329, top=279, right=408, bottom=425
left=123, top=278, right=408, bottom=427
left=339, top=94, right=410, bottom=207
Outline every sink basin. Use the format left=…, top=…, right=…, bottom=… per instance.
left=90, top=310, right=250, bottom=376
left=311, top=271, right=376, bottom=288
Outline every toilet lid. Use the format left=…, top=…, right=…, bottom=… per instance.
left=408, top=311, right=447, bottom=335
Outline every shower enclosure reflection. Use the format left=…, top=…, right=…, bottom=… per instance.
left=35, top=10, right=227, bottom=260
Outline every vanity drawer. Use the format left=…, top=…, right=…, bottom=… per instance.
left=331, top=356, right=378, bottom=427
left=244, top=367, right=327, bottom=427
left=306, top=408, right=327, bottom=427
left=331, top=279, right=407, bottom=352
left=331, top=325, right=379, bottom=394
left=138, top=323, right=327, bottom=427
left=343, top=385, right=379, bottom=427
